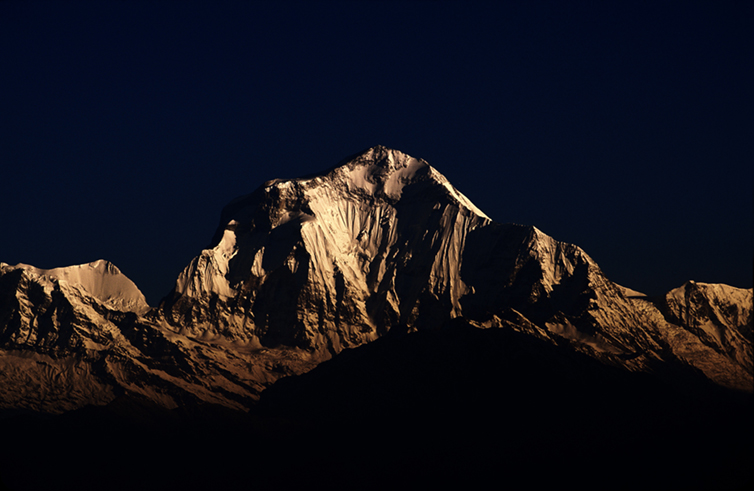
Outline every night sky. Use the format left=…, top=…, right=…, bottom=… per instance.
left=1, top=1, right=752, bottom=306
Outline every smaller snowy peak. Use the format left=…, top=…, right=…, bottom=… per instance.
left=665, top=281, right=753, bottom=328
left=667, top=280, right=752, bottom=305
left=662, top=281, right=751, bottom=354
left=4, top=260, right=150, bottom=314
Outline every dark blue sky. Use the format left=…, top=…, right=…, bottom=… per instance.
left=1, top=1, right=752, bottom=305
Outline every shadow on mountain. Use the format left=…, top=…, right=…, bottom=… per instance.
left=259, top=320, right=753, bottom=490
left=0, top=320, right=751, bottom=491
left=0, top=396, right=301, bottom=491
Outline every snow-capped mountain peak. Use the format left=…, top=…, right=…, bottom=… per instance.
left=0, top=259, right=149, bottom=314
left=172, top=146, right=493, bottom=305
left=334, top=145, right=490, bottom=219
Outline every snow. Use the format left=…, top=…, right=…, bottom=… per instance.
left=664, top=282, right=752, bottom=333
left=616, top=284, right=647, bottom=298
left=337, top=146, right=490, bottom=221
left=545, top=316, right=623, bottom=354
left=345, top=151, right=427, bottom=199
left=662, top=281, right=753, bottom=375
left=165, top=146, right=501, bottom=351
left=525, top=227, right=593, bottom=293
left=425, top=166, right=490, bottom=220
left=173, top=146, right=493, bottom=310
left=622, top=281, right=753, bottom=391
left=4, top=260, right=150, bottom=314
left=175, top=228, right=237, bottom=298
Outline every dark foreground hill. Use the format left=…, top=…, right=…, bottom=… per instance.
left=1, top=321, right=751, bottom=491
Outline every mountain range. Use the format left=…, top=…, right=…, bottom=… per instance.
left=0, top=146, right=751, bottom=490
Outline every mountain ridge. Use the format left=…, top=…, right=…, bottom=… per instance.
left=0, top=146, right=751, bottom=418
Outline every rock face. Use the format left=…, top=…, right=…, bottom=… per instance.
left=0, top=146, right=751, bottom=415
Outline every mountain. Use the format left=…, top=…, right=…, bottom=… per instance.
left=161, top=146, right=490, bottom=347
left=160, top=145, right=752, bottom=391
left=0, top=260, right=149, bottom=315
left=620, top=281, right=753, bottom=390
left=0, top=146, right=751, bottom=417
left=0, top=146, right=752, bottom=490
left=0, top=260, right=274, bottom=414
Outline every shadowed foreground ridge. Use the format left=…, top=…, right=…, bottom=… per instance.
left=260, top=320, right=754, bottom=490
left=1, top=321, right=751, bottom=490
